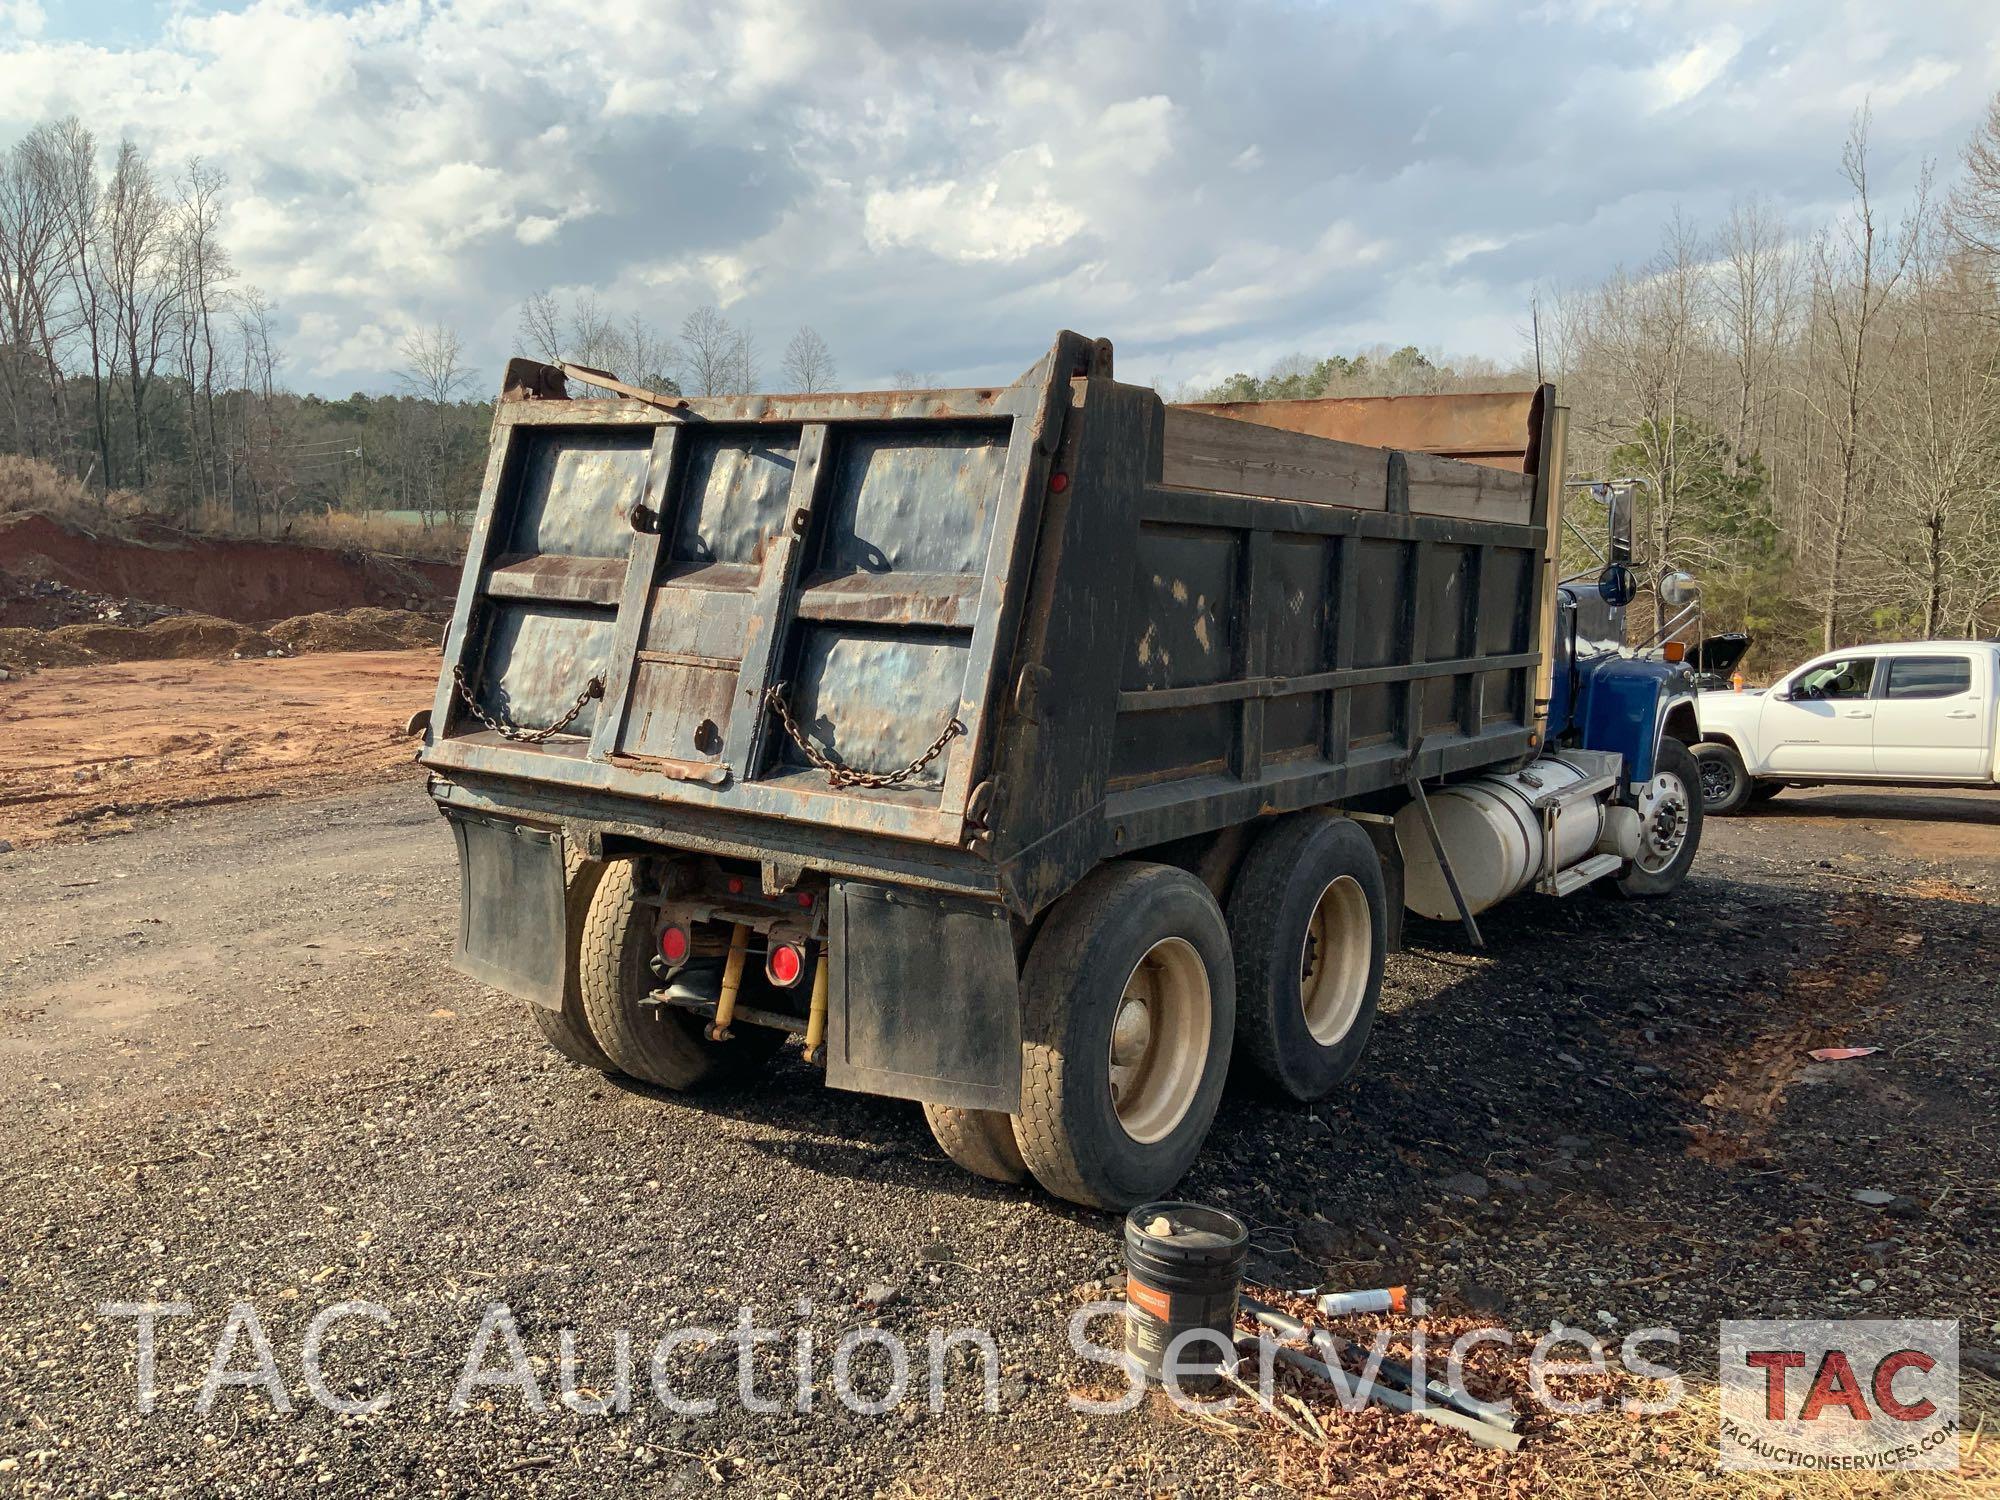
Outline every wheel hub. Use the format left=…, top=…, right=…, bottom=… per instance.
left=1106, top=938, right=1211, bottom=1146
left=1634, top=771, right=1690, bottom=871
left=1298, top=875, right=1371, bottom=1046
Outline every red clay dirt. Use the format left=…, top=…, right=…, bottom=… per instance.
left=0, top=650, right=437, bottom=845
left=0, top=512, right=457, bottom=624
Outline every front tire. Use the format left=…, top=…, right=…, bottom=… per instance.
left=576, top=860, right=784, bottom=1089
left=1616, top=737, right=1703, bottom=897
left=1692, top=742, right=1752, bottom=815
left=1227, top=813, right=1385, bottom=1102
left=1013, top=864, right=1235, bottom=1211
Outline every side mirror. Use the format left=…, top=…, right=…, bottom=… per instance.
left=1770, top=687, right=1790, bottom=702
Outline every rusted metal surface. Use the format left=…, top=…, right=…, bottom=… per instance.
left=425, top=336, right=1556, bottom=928
left=1176, top=390, right=1540, bottom=471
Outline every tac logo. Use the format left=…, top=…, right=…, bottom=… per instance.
left=1719, top=1320, right=1960, bottom=1472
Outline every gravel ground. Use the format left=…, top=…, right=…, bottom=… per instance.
left=0, top=780, right=1994, bottom=1496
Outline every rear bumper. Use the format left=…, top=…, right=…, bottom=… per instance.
left=427, top=769, right=1004, bottom=906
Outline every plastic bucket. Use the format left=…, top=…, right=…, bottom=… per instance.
left=1123, top=1201, right=1248, bottom=1387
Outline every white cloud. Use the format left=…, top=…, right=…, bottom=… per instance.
left=1650, top=26, right=1741, bottom=108
left=0, top=0, right=1990, bottom=394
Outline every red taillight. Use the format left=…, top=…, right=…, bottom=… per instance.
left=659, top=924, right=690, bottom=965
left=796, top=891, right=813, bottom=908
left=766, top=942, right=804, bottom=988
left=725, top=876, right=744, bottom=895
left=1049, top=471, right=1070, bottom=493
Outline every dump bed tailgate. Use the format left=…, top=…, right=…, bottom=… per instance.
left=421, top=336, right=1102, bottom=849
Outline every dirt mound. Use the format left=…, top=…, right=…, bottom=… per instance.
left=0, top=626, right=100, bottom=669
left=266, top=607, right=440, bottom=653
left=47, top=614, right=282, bottom=663
left=0, top=511, right=458, bottom=624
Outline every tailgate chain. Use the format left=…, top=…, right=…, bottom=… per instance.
left=452, top=666, right=604, bottom=743
left=763, top=684, right=964, bottom=789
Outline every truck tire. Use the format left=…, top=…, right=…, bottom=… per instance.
left=528, top=845, right=621, bottom=1075
left=922, top=1104, right=1028, bottom=1185
left=1227, top=813, right=1386, bottom=1102
left=576, top=859, right=784, bottom=1089
left=1013, top=863, right=1235, bottom=1211
left=1692, top=742, right=1753, bottom=815
left=1615, top=737, right=1703, bottom=898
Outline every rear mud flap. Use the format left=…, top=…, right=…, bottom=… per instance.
left=825, top=882, right=1021, bottom=1112
left=447, top=813, right=566, bottom=1010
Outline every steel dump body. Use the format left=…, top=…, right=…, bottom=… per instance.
left=421, top=334, right=1555, bottom=929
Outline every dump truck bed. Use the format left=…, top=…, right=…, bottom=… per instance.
left=421, top=333, right=1554, bottom=920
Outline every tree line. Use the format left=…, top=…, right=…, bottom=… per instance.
left=0, top=112, right=841, bottom=538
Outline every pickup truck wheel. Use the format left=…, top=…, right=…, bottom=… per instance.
left=1227, top=813, right=1385, bottom=1102
left=1013, top=863, right=1234, bottom=1211
left=921, top=1104, right=1028, bottom=1185
left=1615, top=738, right=1703, bottom=898
left=528, top=845, right=622, bottom=1075
left=1692, top=742, right=1753, bottom=815
left=576, top=860, right=782, bottom=1089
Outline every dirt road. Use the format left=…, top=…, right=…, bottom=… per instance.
left=0, top=650, right=434, bottom=844
left=0, top=779, right=1994, bottom=1496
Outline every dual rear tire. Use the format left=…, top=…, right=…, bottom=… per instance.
left=925, top=815, right=1386, bottom=1210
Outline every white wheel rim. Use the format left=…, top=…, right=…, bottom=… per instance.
left=1107, top=937, right=1211, bottom=1145
left=1299, top=875, right=1371, bottom=1045
left=1634, top=770, right=1691, bottom=873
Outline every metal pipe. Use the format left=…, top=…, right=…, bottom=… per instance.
left=802, top=952, right=830, bottom=1062
left=707, top=923, right=750, bottom=1040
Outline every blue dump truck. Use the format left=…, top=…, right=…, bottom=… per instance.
left=413, top=332, right=1701, bottom=1210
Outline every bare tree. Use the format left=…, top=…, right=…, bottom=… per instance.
left=781, top=325, right=836, bottom=392
left=398, top=321, right=473, bottom=528
left=170, top=156, right=232, bottom=516
left=1948, top=90, right=2000, bottom=260
left=517, top=288, right=562, bottom=363
left=680, top=304, right=749, bottom=395
left=43, top=116, right=113, bottom=493
left=0, top=125, right=69, bottom=462
left=1801, top=109, right=1927, bottom=650
left=100, top=138, right=179, bottom=488
left=1716, top=196, right=1800, bottom=460
left=1869, top=212, right=2000, bottom=636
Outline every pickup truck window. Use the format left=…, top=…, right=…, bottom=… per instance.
left=1883, top=656, right=1972, bottom=700
left=1792, top=657, right=1875, bottom=700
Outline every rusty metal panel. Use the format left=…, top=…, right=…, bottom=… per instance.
left=617, top=656, right=734, bottom=764
left=1175, top=390, right=1540, bottom=470
left=479, top=602, right=617, bottom=741
left=817, top=428, right=1008, bottom=576
left=670, top=431, right=800, bottom=564
left=779, top=626, right=970, bottom=787
left=639, top=568, right=759, bottom=659
left=508, top=430, right=652, bottom=558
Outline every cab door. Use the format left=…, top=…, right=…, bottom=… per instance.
left=1873, top=654, right=1988, bottom=778
left=1759, top=653, right=1879, bottom=774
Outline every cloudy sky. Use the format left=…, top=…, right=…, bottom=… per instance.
left=0, top=0, right=1994, bottom=395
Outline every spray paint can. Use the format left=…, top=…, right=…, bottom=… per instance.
left=1315, top=1285, right=1407, bottom=1318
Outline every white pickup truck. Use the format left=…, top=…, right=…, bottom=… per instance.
left=1693, top=640, right=2000, bottom=813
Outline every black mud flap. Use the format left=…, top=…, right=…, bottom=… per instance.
left=447, top=813, right=566, bottom=1010
left=825, top=881, right=1021, bottom=1112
